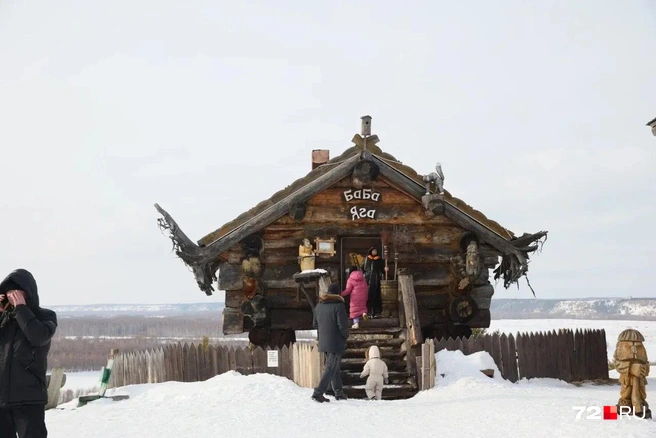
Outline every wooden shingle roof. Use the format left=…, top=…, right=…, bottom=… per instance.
left=198, top=136, right=514, bottom=247
left=155, top=134, right=547, bottom=295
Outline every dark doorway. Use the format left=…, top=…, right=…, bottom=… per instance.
left=339, top=236, right=382, bottom=289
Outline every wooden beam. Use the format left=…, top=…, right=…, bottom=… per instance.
left=299, top=283, right=317, bottom=311
left=289, top=202, right=307, bottom=220
left=372, top=154, right=546, bottom=294
left=154, top=154, right=361, bottom=294
left=509, top=231, right=548, bottom=249
left=398, top=273, right=423, bottom=347
left=194, top=154, right=360, bottom=265
left=372, top=156, right=519, bottom=255
left=222, top=307, right=244, bottom=335
left=219, top=263, right=302, bottom=290
left=154, top=203, right=202, bottom=258
left=468, top=309, right=491, bottom=328
left=470, top=284, right=494, bottom=310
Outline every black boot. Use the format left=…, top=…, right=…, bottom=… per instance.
left=334, top=393, right=348, bottom=401
left=311, top=394, right=330, bottom=403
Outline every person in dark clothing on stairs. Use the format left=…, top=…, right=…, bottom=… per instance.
left=0, top=269, right=57, bottom=438
left=363, top=247, right=384, bottom=317
left=311, top=282, right=349, bottom=403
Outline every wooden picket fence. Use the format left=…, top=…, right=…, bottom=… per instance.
left=107, top=329, right=609, bottom=394
left=108, top=342, right=323, bottom=389
left=433, top=328, right=608, bottom=383
left=291, top=342, right=324, bottom=388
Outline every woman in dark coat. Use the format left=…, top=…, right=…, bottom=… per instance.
left=363, top=247, right=384, bottom=317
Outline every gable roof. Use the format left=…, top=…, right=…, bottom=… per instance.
left=198, top=137, right=514, bottom=248
left=155, top=134, right=547, bottom=295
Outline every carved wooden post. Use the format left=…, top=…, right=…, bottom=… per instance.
left=398, top=272, right=423, bottom=386
left=398, top=273, right=422, bottom=347
left=45, top=367, right=65, bottom=410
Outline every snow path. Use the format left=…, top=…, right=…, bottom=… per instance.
left=47, top=351, right=654, bottom=438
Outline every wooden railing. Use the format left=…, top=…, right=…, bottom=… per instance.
left=398, top=272, right=422, bottom=383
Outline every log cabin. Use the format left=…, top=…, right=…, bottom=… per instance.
left=154, top=116, right=548, bottom=347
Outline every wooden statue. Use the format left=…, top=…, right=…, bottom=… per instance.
left=298, top=238, right=316, bottom=271
left=422, top=162, right=445, bottom=195
left=465, top=240, right=481, bottom=278
left=613, top=329, right=651, bottom=418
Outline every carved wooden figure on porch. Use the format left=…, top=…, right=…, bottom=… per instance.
left=298, top=238, right=316, bottom=271
left=613, top=329, right=651, bottom=419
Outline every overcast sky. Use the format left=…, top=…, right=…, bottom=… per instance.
left=1, top=1, right=655, bottom=306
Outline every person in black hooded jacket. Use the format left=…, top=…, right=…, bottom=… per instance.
left=0, top=269, right=57, bottom=438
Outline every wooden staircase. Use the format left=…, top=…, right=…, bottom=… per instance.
left=333, top=318, right=418, bottom=400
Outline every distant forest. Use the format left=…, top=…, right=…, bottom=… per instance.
left=56, top=315, right=224, bottom=338
left=49, top=315, right=227, bottom=371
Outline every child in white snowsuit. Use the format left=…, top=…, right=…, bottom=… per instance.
left=360, top=345, right=389, bottom=400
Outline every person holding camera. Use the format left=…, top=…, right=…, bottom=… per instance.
left=0, top=269, right=57, bottom=438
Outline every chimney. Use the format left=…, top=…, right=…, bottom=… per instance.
left=361, top=115, right=372, bottom=136
left=312, top=149, right=330, bottom=169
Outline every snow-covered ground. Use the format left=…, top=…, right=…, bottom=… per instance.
left=47, top=350, right=655, bottom=438
left=490, top=319, right=656, bottom=361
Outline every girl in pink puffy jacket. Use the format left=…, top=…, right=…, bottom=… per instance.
left=341, top=267, right=369, bottom=329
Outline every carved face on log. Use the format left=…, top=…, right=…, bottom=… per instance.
left=465, top=241, right=480, bottom=277
left=614, top=340, right=648, bottom=363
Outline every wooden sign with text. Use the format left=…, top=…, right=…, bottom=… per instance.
left=343, top=188, right=381, bottom=220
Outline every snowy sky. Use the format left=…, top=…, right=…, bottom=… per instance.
left=1, top=1, right=655, bottom=306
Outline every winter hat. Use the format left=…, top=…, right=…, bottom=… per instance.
left=327, top=282, right=340, bottom=294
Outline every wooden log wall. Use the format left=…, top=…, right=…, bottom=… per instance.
left=218, top=176, right=502, bottom=335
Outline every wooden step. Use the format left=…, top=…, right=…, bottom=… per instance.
left=342, top=349, right=405, bottom=360
left=340, top=359, right=407, bottom=372
left=341, top=357, right=405, bottom=366
left=347, top=328, right=404, bottom=342
left=338, top=384, right=418, bottom=400
left=346, top=338, right=405, bottom=348
left=349, top=326, right=404, bottom=335
left=352, top=318, right=399, bottom=328
left=341, top=371, right=411, bottom=385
